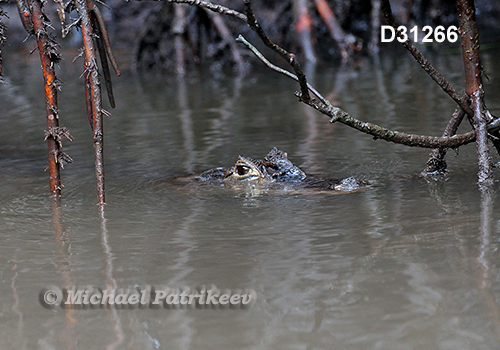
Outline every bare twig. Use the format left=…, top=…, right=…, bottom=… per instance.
left=165, top=0, right=247, bottom=21
left=169, top=0, right=479, bottom=151
left=236, top=35, right=324, bottom=103
left=167, top=1, right=486, bottom=160
left=307, top=98, right=476, bottom=148
left=243, top=0, right=311, bottom=102
left=166, top=0, right=311, bottom=99
left=63, top=18, right=81, bottom=38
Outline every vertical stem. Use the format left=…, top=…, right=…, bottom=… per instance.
left=314, top=0, right=349, bottom=59
left=293, top=0, right=316, bottom=63
left=0, top=8, right=7, bottom=84
left=173, top=4, right=186, bottom=76
left=457, top=0, right=492, bottom=184
left=369, top=0, right=380, bottom=54
left=29, top=0, right=62, bottom=196
left=422, top=107, right=466, bottom=175
left=75, top=0, right=105, bottom=204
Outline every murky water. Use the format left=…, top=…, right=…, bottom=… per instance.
left=1, top=36, right=500, bottom=349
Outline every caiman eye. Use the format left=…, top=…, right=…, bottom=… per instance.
left=236, top=165, right=249, bottom=175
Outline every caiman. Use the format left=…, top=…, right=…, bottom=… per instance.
left=190, top=147, right=368, bottom=193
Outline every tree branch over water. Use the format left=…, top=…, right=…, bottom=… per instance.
left=236, top=34, right=476, bottom=149
left=166, top=0, right=480, bottom=150
left=5, top=0, right=497, bottom=194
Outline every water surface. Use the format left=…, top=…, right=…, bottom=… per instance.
left=1, top=42, right=500, bottom=350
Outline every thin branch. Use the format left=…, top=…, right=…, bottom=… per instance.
left=165, top=0, right=247, bottom=21
left=236, top=35, right=325, bottom=103
left=238, top=34, right=475, bottom=149
left=243, top=0, right=311, bottom=102
left=307, top=97, right=476, bottom=149
left=166, top=0, right=311, bottom=100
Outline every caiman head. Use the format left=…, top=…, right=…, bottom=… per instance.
left=196, top=148, right=307, bottom=183
left=191, top=147, right=368, bottom=192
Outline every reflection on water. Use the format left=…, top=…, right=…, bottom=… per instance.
left=1, top=43, right=500, bottom=349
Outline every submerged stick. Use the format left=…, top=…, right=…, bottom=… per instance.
left=422, top=107, right=466, bottom=175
